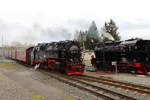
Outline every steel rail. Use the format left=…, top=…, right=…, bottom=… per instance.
left=76, top=75, right=150, bottom=95
left=42, top=71, right=136, bottom=100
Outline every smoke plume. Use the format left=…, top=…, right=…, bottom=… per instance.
left=0, top=20, right=72, bottom=46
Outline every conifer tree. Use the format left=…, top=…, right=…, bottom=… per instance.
left=103, top=19, right=121, bottom=41
left=85, top=21, right=100, bottom=50
left=87, top=21, right=99, bottom=40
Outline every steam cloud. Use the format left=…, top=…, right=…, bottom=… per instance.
left=99, top=28, right=115, bottom=41
left=0, top=20, right=72, bottom=47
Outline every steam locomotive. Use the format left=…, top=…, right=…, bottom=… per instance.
left=94, top=39, right=150, bottom=75
left=3, top=40, right=84, bottom=75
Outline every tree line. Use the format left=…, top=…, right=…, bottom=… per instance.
left=74, top=19, right=121, bottom=50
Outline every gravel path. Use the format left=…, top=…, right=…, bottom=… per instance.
left=0, top=59, right=114, bottom=100
left=0, top=59, right=64, bottom=100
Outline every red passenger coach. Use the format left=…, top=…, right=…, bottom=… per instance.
left=26, top=47, right=34, bottom=65
left=2, top=47, right=27, bottom=62
left=16, top=47, right=27, bottom=62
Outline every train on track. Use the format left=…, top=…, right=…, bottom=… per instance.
left=1, top=40, right=84, bottom=75
left=1, top=38, right=150, bottom=75
left=93, top=39, right=150, bottom=75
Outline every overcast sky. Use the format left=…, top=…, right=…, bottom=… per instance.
left=0, top=0, right=150, bottom=45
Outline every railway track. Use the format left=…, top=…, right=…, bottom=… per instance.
left=74, top=75, right=150, bottom=95
left=10, top=59, right=139, bottom=100
left=41, top=71, right=137, bottom=100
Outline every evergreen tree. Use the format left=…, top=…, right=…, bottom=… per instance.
left=103, top=19, right=121, bottom=41
left=87, top=21, right=99, bottom=39
left=85, top=21, right=100, bottom=50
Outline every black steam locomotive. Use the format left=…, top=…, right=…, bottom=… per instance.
left=94, top=39, right=150, bottom=74
left=26, top=40, right=84, bottom=75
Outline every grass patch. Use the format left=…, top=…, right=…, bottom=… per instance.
left=31, top=95, right=46, bottom=100
left=0, top=62, right=17, bottom=67
left=64, top=97, right=80, bottom=100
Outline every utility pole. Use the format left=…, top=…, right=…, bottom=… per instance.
left=2, top=33, right=3, bottom=47
left=2, top=33, right=4, bottom=56
left=0, top=33, right=4, bottom=62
